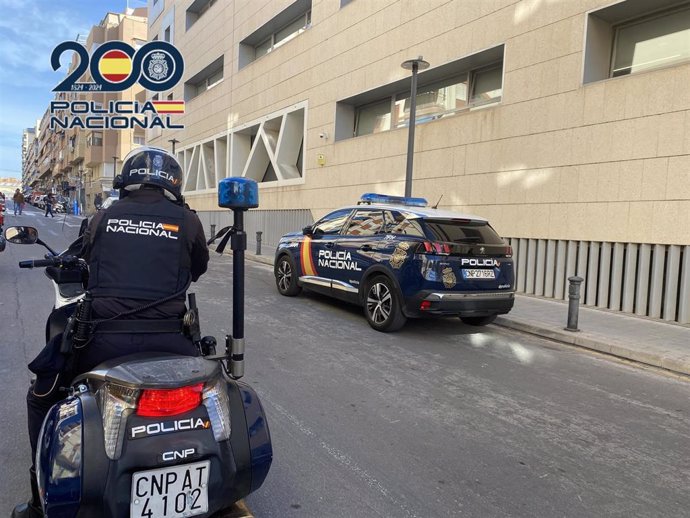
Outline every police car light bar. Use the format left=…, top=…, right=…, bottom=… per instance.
left=359, top=193, right=428, bottom=207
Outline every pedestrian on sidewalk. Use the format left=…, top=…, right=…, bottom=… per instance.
left=13, top=189, right=24, bottom=216
left=94, top=192, right=103, bottom=211
left=44, top=193, right=55, bottom=218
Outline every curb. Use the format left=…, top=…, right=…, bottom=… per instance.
left=494, top=316, right=690, bottom=377
left=244, top=252, right=274, bottom=267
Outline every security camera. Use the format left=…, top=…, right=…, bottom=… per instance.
left=319, top=132, right=328, bottom=140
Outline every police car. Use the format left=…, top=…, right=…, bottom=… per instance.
left=274, top=194, right=515, bottom=332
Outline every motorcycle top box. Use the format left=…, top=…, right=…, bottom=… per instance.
left=37, top=354, right=271, bottom=518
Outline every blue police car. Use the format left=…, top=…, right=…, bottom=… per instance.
left=274, top=194, right=515, bottom=332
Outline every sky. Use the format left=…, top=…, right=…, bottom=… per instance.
left=0, top=0, right=147, bottom=179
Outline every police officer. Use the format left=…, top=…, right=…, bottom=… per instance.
left=13, top=147, right=209, bottom=518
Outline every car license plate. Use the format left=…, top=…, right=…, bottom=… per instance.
left=131, top=460, right=210, bottom=517
left=462, top=269, right=496, bottom=279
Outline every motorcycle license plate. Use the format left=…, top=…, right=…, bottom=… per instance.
left=462, top=269, right=496, bottom=279
left=131, top=460, right=210, bottom=517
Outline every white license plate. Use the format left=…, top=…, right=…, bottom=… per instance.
left=131, top=460, right=210, bottom=518
left=462, top=269, right=496, bottom=279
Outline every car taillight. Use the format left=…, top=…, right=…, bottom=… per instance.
left=420, top=300, right=432, bottom=310
left=137, top=383, right=204, bottom=417
left=420, top=241, right=451, bottom=255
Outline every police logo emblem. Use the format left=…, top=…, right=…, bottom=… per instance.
left=148, top=52, right=169, bottom=81
left=153, top=155, right=164, bottom=169
left=442, top=267, right=457, bottom=289
left=389, top=242, right=410, bottom=269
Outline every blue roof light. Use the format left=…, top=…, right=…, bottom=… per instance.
left=359, top=193, right=428, bottom=207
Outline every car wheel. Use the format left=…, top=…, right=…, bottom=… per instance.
left=460, top=315, right=497, bottom=326
left=275, top=255, right=301, bottom=296
left=364, top=275, right=407, bottom=332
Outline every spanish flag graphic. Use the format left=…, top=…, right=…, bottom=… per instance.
left=98, top=50, right=132, bottom=83
left=151, top=101, right=186, bottom=114
left=162, top=223, right=180, bottom=232
left=300, top=237, right=318, bottom=276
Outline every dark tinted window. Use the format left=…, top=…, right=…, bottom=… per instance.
left=313, top=209, right=352, bottom=235
left=345, top=210, right=384, bottom=236
left=422, top=220, right=504, bottom=244
left=383, top=211, right=425, bottom=237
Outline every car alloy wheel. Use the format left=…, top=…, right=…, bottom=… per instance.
left=367, top=282, right=392, bottom=324
left=275, top=255, right=301, bottom=296
left=277, top=260, right=292, bottom=292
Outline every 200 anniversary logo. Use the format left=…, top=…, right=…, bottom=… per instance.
left=49, top=40, right=185, bottom=130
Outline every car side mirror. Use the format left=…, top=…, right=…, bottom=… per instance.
left=4, top=226, right=39, bottom=245
left=302, top=225, right=313, bottom=236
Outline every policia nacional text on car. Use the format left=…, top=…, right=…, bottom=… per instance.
left=13, top=147, right=210, bottom=518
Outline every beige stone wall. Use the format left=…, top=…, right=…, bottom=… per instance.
left=150, top=0, right=690, bottom=245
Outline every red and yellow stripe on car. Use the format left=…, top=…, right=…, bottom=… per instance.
left=300, top=237, right=317, bottom=276
left=152, top=101, right=185, bottom=114
left=98, top=50, right=133, bottom=83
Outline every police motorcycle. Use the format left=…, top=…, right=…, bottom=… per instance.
left=4, top=178, right=272, bottom=517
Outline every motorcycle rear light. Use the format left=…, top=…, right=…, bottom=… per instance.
left=98, top=383, right=138, bottom=460
left=202, top=377, right=232, bottom=442
left=136, top=383, right=204, bottom=417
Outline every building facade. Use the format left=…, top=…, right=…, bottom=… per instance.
left=26, top=9, right=148, bottom=212
left=148, top=0, right=690, bottom=324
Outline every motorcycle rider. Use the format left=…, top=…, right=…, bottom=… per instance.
left=13, top=147, right=210, bottom=518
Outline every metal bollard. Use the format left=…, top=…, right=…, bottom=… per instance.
left=565, top=276, right=584, bottom=331
left=210, top=224, right=216, bottom=239
left=256, top=231, right=263, bottom=255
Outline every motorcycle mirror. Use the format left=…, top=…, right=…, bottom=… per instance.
left=4, top=226, right=39, bottom=245
left=302, top=225, right=312, bottom=235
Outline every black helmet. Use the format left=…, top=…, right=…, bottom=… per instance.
left=114, top=146, right=183, bottom=201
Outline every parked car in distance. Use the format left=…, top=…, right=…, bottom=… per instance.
left=274, top=193, right=515, bottom=332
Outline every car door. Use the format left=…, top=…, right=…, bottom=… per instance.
left=299, top=208, right=353, bottom=295
left=332, top=209, right=386, bottom=298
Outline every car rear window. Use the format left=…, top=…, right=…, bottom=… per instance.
left=422, top=219, right=504, bottom=244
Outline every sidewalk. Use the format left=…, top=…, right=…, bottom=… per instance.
left=242, top=252, right=690, bottom=377
left=496, top=295, right=690, bottom=377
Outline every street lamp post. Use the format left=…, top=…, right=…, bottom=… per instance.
left=401, top=56, right=430, bottom=198
left=168, top=138, right=180, bottom=154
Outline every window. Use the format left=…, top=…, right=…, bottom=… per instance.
left=584, top=0, right=689, bottom=83
left=339, top=46, right=505, bottom=140
left=239, top=0, right=312, bottom=68
left=353, top=66, right=501, bottom=137
left=345, top=210, right=384, bottom=236
left=133, top=135, right=145, bottom=146
left=164, top=26, right=171, bottom=42
left=612, top=6, right=690, bottom=77
left=422, top=220, right=504, bottom=245
left=186, top=0, right=216, bottom=30
left=383, top=211, right=425, bottom=237
left=184, top=56, right=223, bottom=100
left=87, top=132, right=103, bottom=147
left=313, top=209, right=352, bottom=235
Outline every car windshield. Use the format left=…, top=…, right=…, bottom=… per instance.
left=422, top=219, right=504, bottom=244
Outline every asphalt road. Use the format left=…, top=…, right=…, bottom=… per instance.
left=1, top=205, right=689, bottom=517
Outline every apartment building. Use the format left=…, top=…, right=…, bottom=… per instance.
left=148, top=0, right=690, bottom=324
left=27, top=8, right=148, bottom=211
